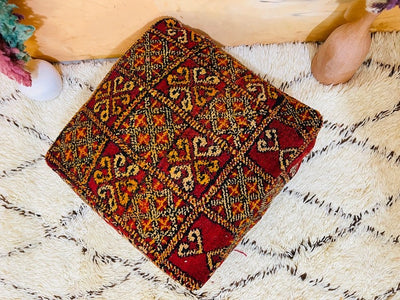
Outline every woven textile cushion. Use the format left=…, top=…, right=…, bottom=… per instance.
left=46, top=18, right=323, bottom=290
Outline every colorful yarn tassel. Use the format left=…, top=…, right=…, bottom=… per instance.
left=0, top=0, right=35, bottom=86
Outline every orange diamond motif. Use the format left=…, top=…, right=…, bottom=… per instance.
left=249, top=199, right=261, bottom=213
left=246, top=182, right=258, bottom=194
left=134, top=114, right=147, bottom=127
left=228, top=184, right=240, bottom=197
left=235, top=116, right=248, bottom=127
left=156, top=196, right=168, bottom=211
left=158, top=216, right=172, bottom=231
left=76, top=128, right=87, bottom=139
left=301, top=110, right=311, bottom=120
left=65, top=149, right=73, bottom=161
left=137, top=133, right=150, bottom=145
left=156, top=131, right=169, bottom=144
left=64, top=131, right=73, bottom=143
left=232, top=101, right=244, bottom=112
left=153, top=114, right=166, bottom=126
left=231, top=202, right=244, bottom=215
left=152, top=55, right=163, bottom=65
left=138, top=198, right=150, bottom=213
left=214, top=101, right=226, bottom=113
left=77, top=145, right=88, bottom=159
left=141, top=219, right=153, bottom=232
left=217, top=118, right=230, bottom=130
left=151, top=43, right=162, bottom=51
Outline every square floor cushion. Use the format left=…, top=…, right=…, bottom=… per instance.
left=46, top=18, right=323, bottom=290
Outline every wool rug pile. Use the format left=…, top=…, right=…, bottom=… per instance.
left=1, top=32, right=399, bottom=299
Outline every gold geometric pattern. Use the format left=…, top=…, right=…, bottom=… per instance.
left=45, top=18, right=323, bottom=290
left=177, top=228, right=203, bottom=257
left=196, top=93, right=259, bottom=148
left=48, top=111, right=107, bottom=184
left=116, top=94, right=183, bottom=166
left=207, top=162, right=273, bottom=231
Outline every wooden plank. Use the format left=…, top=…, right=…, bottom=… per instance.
left=13, top=0, right=400, bottom=62
left=15, top=0, right=161, bottom=61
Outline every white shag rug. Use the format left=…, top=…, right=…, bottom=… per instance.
left=1, top=32, right=400, bottom=300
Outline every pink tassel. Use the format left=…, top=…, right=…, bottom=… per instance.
left=0, top=40, right=31, bottom=86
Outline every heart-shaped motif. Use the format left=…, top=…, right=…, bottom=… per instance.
left=190, top=31, right=202, bottom=43
left=113, top=153, right=139, bottom=178
left=93, top=156, right=113, bottom=184
left=279, top=148, right=299, bottom=170
left=116, top=178, right=138, bottom=206
left=177, top=228, right=203, bottom=257
left=167, top=28, right=177, bottom=36
left=113, top=76, right=135, bottom=93
left=193, top=67, right=220, bottom=84
left=169, top=87, right=192, bottom=112
left=95, top=81, right=111, bottom=100
left=177, top=29, right=188, bottom=44
left=167, top=138, right=191, bottom=163
left=193, top=86, right=218, bottom=107
left=167, top=67, right=189, bottom=85
left=206, top=248, right=224, bottom=271
left=97, top=184, right=117, bottom=212
left=246, top=83, right=266, bottom=102
left=169, top=165, right=194, bottom=192
left=111, top=94, right=130, bottom=116
left=93, top=99, right=110, bottom=122
left=165, top=18, right=178, bottom=28
left=257, top=129, right=279, bottom=152
left=194, top=160, right=219, bottom=185
left=193, top=136, right=222, bottom=157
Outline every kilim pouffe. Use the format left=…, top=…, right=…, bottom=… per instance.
left=45, top=18, right=323, bottom=290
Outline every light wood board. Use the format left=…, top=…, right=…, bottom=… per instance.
left=13, top=0, right=400, bottom=62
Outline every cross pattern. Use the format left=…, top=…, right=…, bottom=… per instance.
left=196, top=94, right=258, bottom=148
left=207, top=163, right=270, bottom=230
left=123, top=31, right=185, bottom=83
left=119, top=95, right=177, bottom=166
left=50, top=111, right=107, bottom=183
left=128, top=175, right=193, bottom=252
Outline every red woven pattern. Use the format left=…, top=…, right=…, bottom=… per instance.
left=46, top=18, right=323, bottom=290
